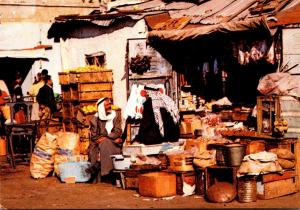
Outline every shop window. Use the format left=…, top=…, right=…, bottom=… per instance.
left=85, top=51, right=106, bottom=67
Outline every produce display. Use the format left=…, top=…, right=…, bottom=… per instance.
left=81, top=105, right=97, bottom=115
left=63, top=65, right=107, bottom=73
left=80, top=104, right=120, bottom=115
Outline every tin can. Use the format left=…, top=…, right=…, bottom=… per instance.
left=238, top=177, right=257, bottom=203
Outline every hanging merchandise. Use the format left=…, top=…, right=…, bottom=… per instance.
left=213, top=58, right=219, bottom=75
left=266, top=42, right=275, bottom=64
left=237, top=40, right=273, bottom=65
left=146, top=88, right=179, bottom=137
left=135, top=84, right=146, bottom=119
left=250, top=40, right=268, bottom=62
left=124, top=84, right=146, bottom=120
left=124, top=84, right=138, bottom=119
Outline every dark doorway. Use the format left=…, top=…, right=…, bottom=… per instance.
left=0, top=58, right=35, bottom=94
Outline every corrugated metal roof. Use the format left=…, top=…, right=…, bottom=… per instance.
left=169, top=0, right=235, bottom=20
left=268, top=2, right=300, bottom=27
left=115, top=0, right=165, bottom=11
left=284, top=0, right=300, bottom=9
left=199, top=0, right=257, bottom=24
left=164, top=2, right=195, bottom=10
left=50, top=0, right=300, bottom=38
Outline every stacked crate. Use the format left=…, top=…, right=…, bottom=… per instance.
left=58, top=68, right=113, bottom=154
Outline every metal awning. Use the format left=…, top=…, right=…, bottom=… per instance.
left=148, top=17, right=270, bottom=42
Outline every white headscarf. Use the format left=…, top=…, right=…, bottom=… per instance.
left=95, top=97, right=116, bottom=135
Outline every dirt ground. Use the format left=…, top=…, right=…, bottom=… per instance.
left=1, top=160, right=300, bottom=209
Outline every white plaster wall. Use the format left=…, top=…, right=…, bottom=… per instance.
left=60, top=20, right=147, bottom=113
left=0, top=22, right=62, bottom=95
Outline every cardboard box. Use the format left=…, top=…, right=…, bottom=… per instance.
left=138, top=172, right=176, bottom=197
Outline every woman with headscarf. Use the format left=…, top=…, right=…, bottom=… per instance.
left=87, top=97, right=123, bottom=182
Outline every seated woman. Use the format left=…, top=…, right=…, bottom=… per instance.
left=88, top=97, right=123, bottom=183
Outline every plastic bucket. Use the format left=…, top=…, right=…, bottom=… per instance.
left=224, top=144, right=246, bottom=166
left=58, top=161, right=91, bottom=183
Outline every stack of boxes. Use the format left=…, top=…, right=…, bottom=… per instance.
left=58, top=66, right=113, bottom=154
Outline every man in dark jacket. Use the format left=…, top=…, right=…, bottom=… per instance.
left=36, top=75, right=56, bottom=119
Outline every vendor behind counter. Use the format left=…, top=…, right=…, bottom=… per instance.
left=133, top=86, right=180, bottom=145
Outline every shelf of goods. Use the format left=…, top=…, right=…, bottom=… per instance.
left=257, top=95, right=300, bottom=138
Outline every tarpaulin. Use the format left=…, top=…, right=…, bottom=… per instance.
left=0, top=48, right=47, bottom=59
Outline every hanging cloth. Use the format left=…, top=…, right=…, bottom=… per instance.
left=146, top=89, right=179, bottom=137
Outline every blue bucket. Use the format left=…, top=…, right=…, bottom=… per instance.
left=58, top=161, right=91, bottom=183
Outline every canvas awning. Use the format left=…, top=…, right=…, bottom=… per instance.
left=148, top=17, right=270, bottom=42
left=0, top=45, right=50, bottom=59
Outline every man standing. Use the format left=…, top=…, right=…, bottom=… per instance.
left=36, top=75, right=56, bottom=120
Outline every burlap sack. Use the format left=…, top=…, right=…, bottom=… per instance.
left=56, top=132, right=80, bottom=155
left=269, top=148, right=295, bottom=160
left=30, top=132, right=57, bottom=178
left=278, top=158, right=295, bottom=169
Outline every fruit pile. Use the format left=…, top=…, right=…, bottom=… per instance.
left=64, top=65, right=106, bottom=73
left=81, top=105, right=97, bottom=115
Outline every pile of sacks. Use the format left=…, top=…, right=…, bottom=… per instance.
left=237, top=148, right=295, bottom=177
left=30, top=131, right=88, bottom=180
left=268, top=148, right=295, bottom=169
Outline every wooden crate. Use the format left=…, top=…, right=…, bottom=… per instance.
left=232, top=111, right=250, bottom=122
left=62, top=120, right=77, bottom=132
left=70, top=89, right=112, bottom=101
left=261, top=171, right=295, bottom=183
left=123, top=168, right=160, bottom=189
left=62, top=102, right=77, bottom=119
left=78, top=82, right=113, bottom=92
left=205, top=165, right=238, bottom=191
left=195, top=167, right=206, bottom=195
left=257, top=177, right=296, bottom=199
left=61, top=85, right=71, bottom=101
left=125, top=177, right=139, bottom=189
left=138, top=172, right=176, bottom=198
left=173, top=171, right=196, bottom=195
left=240, top=140, right=265, bottom=155
left=58, top=72, right=70, bottom=85
left=80, top=138, right=89, bottom=155
left=69, top=71, right=113, bottom=83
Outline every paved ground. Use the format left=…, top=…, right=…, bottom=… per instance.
left=1, top=161, right=300, bottom=209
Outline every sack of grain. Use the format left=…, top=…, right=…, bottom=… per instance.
left=269, top=148, right=295, bottom=160
left=30, top=132, right=57, bottom=178
left=278, top=158, right=295, bottom=169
